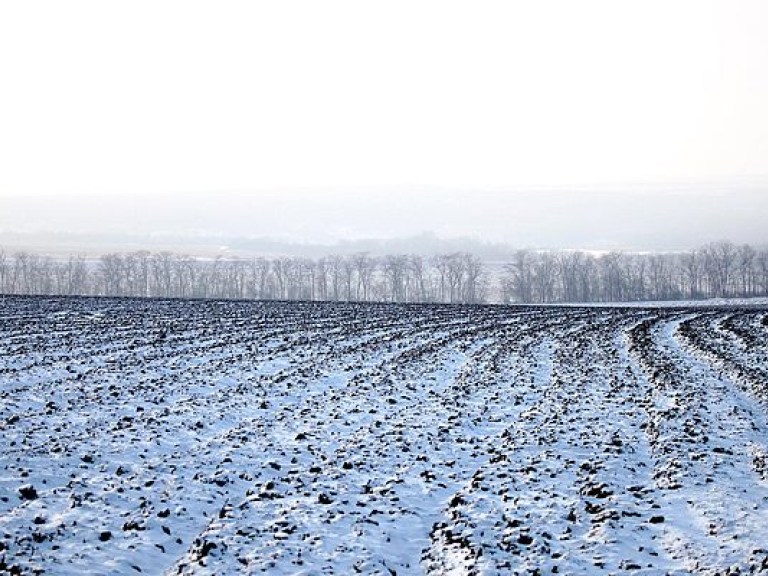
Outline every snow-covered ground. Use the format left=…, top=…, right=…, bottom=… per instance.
left=1, top=297, right=767, bottom=575
left=557, top=297, right=768, bottom=308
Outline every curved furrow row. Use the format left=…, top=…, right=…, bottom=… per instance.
left=628, top=313, right=768, bottom=574
left=425, top=309, right=678, bottom=574
left=677, top=311, right=768, bottom=403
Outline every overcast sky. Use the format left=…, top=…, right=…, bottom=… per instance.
left=1, top=1, right=767, bottom=249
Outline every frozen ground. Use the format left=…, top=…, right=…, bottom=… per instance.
left=1, top=297, right=768, bottom=575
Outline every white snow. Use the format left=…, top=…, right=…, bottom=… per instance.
left=1, top=297, right=767, bottom=575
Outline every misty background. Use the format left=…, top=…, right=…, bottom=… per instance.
left=2, top=184, right=767, bottom=259
left=2, top=2, right=767, bottom=262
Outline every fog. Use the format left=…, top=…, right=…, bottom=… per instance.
left=2, top=2, right=767, bottom=258
left=1, top=184, right=766, bottom=257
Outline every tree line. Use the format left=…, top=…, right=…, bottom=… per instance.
left=501, top=241, right=768, bottom=303
left=0, top=250, right=487, bottom=304
left=1, top=241, right=767, bottom=304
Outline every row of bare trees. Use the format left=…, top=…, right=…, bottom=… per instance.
left=501, top=241, right=768, bottom=303
left=2, top=241, right=767, bottom=304
left=0, top=250, right=488, bottom=304
left=0, top=252, right=89, bottom=297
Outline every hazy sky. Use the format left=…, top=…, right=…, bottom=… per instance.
left=1, top=1, right=767, bottom=248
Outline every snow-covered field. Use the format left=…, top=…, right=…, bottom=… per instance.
left=1, top=297, right=768, bottom=575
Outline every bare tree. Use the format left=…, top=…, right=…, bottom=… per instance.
left=341, top=256, right=355, bottom=301
left=622, top=254, right=646, bottom=301
left=680, top=250, right=702, bottom=299
left=248, top=257, right=271, bottom=299
left=532, top=252, right=557, bottom=303
left=382, top=254, right=408, bottom=302
left=99, top=253, right=124, bottom=296
left=462, top=253, right=485, bottom=304
left=704, top=241, right=736, bottom=297
left=10, top=252, right=30, bottom=294
left=352, top=252, right=376, bottom=301
left=433, top=254, right=450, bottom=303
left=150, top=252, right=175, bottom=297
left=0, top=249, right=8, bottom=293
left=577, top=253, right=597, bottom=302
left=647, top=254, right=672, bottom=300
left=271, top=256, right=294, bottom=300
left=297, top=258, right=316, bottom=300
left=314, top=258, right=328, bottom=301
left=756, top=249, right=768, bottom=297
left=504, top=249, right=534, bottom=303
left=736, top=244, right=756, bottom=297
left=408, top=255, right=429, bottom=303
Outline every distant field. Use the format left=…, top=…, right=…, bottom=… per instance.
left=1, top=297, right=768, bottom=575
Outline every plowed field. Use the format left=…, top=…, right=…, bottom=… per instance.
left=2, top=297, right=768, bottom=575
